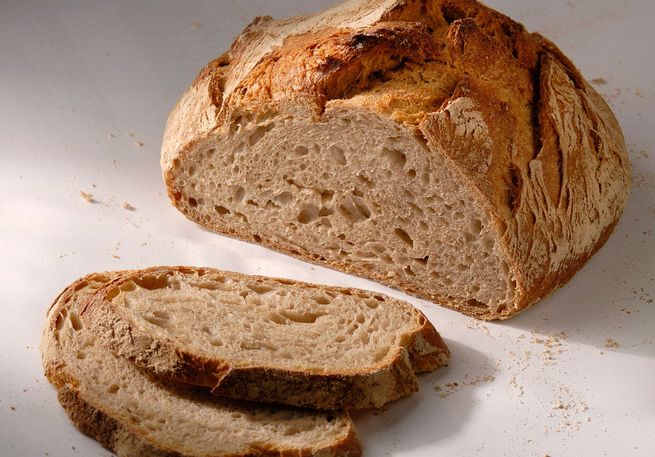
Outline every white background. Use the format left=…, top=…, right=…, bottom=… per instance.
left=1, top=1, right=653, bottom=456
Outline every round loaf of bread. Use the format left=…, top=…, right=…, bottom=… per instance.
left=161, top=0, right=631, bottom=320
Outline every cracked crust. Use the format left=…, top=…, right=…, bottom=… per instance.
left=162, top=0, right=630, bottom=319
left=80, top=266, right=450, bottom=410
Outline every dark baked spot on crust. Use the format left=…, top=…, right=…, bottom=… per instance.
left=507, top=164, right=522, bottom=214
left=529, top=52, right=545, bottom=163
left=441, top=4, right=468, bottom=24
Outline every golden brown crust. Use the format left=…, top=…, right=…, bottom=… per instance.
left=406, top=313, right=451, bottom=372
left=224, top=22, right=440, bottom=119
left=80, top=266, right=449, bottom=409
left=162, top=0, right=630, bottom=319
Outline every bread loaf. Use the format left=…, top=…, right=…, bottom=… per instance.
left=161, top=0, right=630, bottom=320
left=80, top=266, right=449, bottom=409
left=41, top=272, right=361, bottom=456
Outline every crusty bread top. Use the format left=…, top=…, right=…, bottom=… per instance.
left=161, top=0, right=630, bottom=319
left=41, top=272, right=361, bottom=456
left=80, top=266, right=449, bottom=409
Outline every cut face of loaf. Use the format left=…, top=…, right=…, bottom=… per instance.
left=162, top=0, right=630, bottom=319
left=41, top=272, right=361, bottom=457
left=81, top=266, right=449, bottom=409
left=168, top=109, right=514, bottom=314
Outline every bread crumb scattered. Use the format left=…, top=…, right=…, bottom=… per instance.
left=135, top=141, right=145, bottom=147
left=466, top=318, right=491, bottom=335
left=436, top=374, right=495, bottom=399
left=545, top=385, right=590, bottom=434
left=552, top=400, right=566, bottom=410
left=531, top=331, right=567, bottom=365
left=10, top=406, right=16, bottom=410
left=509, top=373, right=525, bottom=398
left=127, top=132, right=135, bottom=137
left=122, top=202, right=136, bottom=211
left=112, top=241, right=122, bottom=259
left=191, top=21, right=202, bottom=29
left=79, top=191, right=96, bottom=203
left=591, top=78, right=607, bottom=85
left=604, top=338, right=620, bottom=349
left=108, top=133, right=115, bottom=139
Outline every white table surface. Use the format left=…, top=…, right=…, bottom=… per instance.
left=1, top=1, right=654, bottom=456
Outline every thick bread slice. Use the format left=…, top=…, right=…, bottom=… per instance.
left=41, top=272, right=361, bottom=457
left=161, top=0, right=631, bottom=320
left=80, top=266, right=450, bottom=410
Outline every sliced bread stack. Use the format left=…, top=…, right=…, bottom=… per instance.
left=41, top=266, right=450, bottom=456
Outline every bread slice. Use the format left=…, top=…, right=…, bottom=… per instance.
left=41, top=272, right=361, bottom=457
left=80, top=266, right=449, bottom=410
left=161, top=0, right=630, bottom=320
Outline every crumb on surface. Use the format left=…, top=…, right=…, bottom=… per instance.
left=112, top=254, right=121, bottom=259
left=546, top=385, right=590, bottom=434
left=79, top=191, right=96, bottom=203
left=530, top=331, right=567, bottom=365
left=122, top=201, right=136, bottom=211
left=135, top=141, right=145, bottom=147
left=591, top=78, right=607, bottom=85
left=552, top=400, right=565, bottom=410
left=604, top=338, right=620, bottom=349
left=466, top=318, right=491, bottom=335
left=436, top=374, right=495, bottom=398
